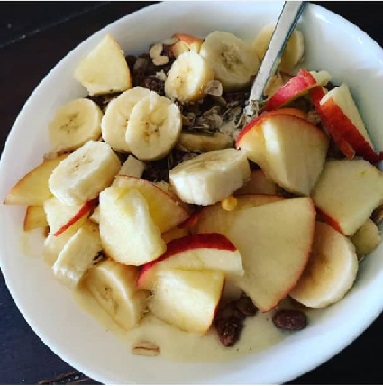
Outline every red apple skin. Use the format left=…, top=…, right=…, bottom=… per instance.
left=262, top=69, right=317, bottom=112
left=236, top=108, right=306, bottom=148
left=137, top=233, right=237, bottom=287
left=315, top=207, right=343, bottom=234
left=172, top=33, right=203, bottom=45
left=53, top=198, right=98, bottom=237
left=309, top=86, right=382, bottom=163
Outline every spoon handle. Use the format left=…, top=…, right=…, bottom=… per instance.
left=245, top=1, right=307, bottom=117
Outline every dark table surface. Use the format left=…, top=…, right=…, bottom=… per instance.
left=1, top=1, right=383, bottom=384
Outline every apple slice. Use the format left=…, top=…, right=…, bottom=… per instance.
left=351, top=219, right=382, bottom=258
left=262, top=69, right=331, bottom=111
left=99, top=187, right=166, bottom=266
left=149, top=269, right=224, bottom=334
left=23, top=206, right=48, bottom=231
left=4, top=154, right=67, bottom=206
left=168, top=33, right=203, bottom=58
left=227, top=198, right=315, bottom=311
left=289, top=221, right=358, bottom=308
left=312, top=160, right=383, bottom=236
left=161, top=226, right=189, bottom=244
left=235, top=170, right=278, bottom=196
left=137, top=233, right=243, bottom=290
left=315, top=83, right=383, bottom=163
left=237, top=113, right=329, bottom=196
left=111, top=176, right=189, bottom=233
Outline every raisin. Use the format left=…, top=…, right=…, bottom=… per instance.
left=133, top=68, right=146, bottom=87
left=235, top=296, right=258, bottom=317
left=140, top=76, right=165, bottom=95
left=214, top=301, right=245, bottom=325
left=125, top=55, right=136, bottom=69
left=215, top=316, right=243, bottom=347
left=272, top=309, right=307, bottom=331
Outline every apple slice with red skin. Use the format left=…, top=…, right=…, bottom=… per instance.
left=166, top=33, right=203, bottom=58
left=54, top=198, right=98, bottom=236
left=137, top=233, right=243, bottom=290
left=23, top=206, right=48, bottom=231
left=310, top=84, right=382, bottom=163
left=237, top=112, right=329, bottom=196
left=262, top=69, right=331, bottom=111
left=312, top=160, right=383, bottom=236
left=235, top=170, right=278, bottom=196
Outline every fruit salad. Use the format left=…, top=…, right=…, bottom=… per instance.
left=5, top=23, right=383, bottom=357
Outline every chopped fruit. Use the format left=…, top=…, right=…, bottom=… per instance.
left=313, top=83, right=383, bottom=163
left=262, top=69, right=331, bottom=111
left=312, top=160, right=383, bottom=236
left=74, top=34, right=132, bottom=96
left=99, top=187, right=166, bottom=265
left=117, top=155, right=145, bottom=178
left=169, top=149, right=251, bottom=206
left=110, top=177, right=189, bottom=233
left=235, top=170, right=278, bottom=196
left=137, top=233, right=243, bottom=290
left=23, top=206, right=48, bottom=231
left=237, top=113, right=329, bottom=196
left=161, top=227, right=189, bottom=244
left=4, top=154, right=67, bottom=206
left=53, top=221, right=102, bottom=288
left=176, top=132, right=233, bottom=153
left=169, top=33, right=203, bottom=58
left=290, top=221, right=358, bottom=308
left=149, top=269, right=224, bottom=334
left=351, top=219, right=381, bottom=258
left=84, top=260, right=148, bottom=331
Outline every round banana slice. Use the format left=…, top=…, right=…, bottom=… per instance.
left=125, top=92, right=182, bottom=161
left=199, top=31, right=260, bottom=90
left=165, top=51, right=214, bottom=102
left=101, top=87, right=151, bottom=152
left=48, top=98, right=102, bottom=152
left=169, top=148, right=251, bottom=206
left=252, top=24, right=304, bottom=73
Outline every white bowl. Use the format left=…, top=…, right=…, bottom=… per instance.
left=1, top=2, right=383, bottom=384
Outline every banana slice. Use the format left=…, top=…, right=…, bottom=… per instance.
left=289, top=221, right=358, bottom=308
left=84, top=259, right=148, bottom=331
left=164, top=51, right=214, bottom=102
left=176, top=132, right=233, bottom=152
left=53, top=221, right=102, bottom=288
left=74, top=34, right=132, bottom=96
left=169, top=148, right=251, bottom=206
left=49, top=140, right=121, bottom=205
left=49, top=98, right=102, bottom=152
left=101, top=87, right=151, bottom=152
left=252, top=24, right=304, bottom=73
left=199, top=31, right=260, bottom=90
left=125, top=92, right=182, bottom=161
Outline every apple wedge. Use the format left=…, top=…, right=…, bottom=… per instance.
left=99, top=187, right=166, bottom=266
left=351, top=219, right=381, bottom=258
left=235, top=170, right=278, bottom=196
left=137, top=233, right=243, bottom=290
left=312, top=160, right=383, bottom=236
left=290, top=221, right=358, bottom=308
left=262, top=69, right=331, bottom=111
left=161, top=226, right=189, bottom=244
left=111, top=176, right=190, bottom=233
left=237, top=113, right=329, bottom=196
left=314, top=83, right=383, bottom=163
left=149, top=269, right=224, bottom=334
left=4, top=154, right=67, bottom=206
left=168, top=33, right=203, bottom=58
left=23, top=206, right=48, bottom=231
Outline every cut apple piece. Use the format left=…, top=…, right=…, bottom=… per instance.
left=161, top=226, right=189, bottom=244
left=149, top=269, right=224, bottom=334
left=237, top=113, right=329, bottom=196
left=23, top=206, right=48, bottom=231
left=110, top=176, right=189, bottom=233
left=315, top=83, right=382, bottom=163
left=227, top=198, right=315, bottom=311
left=99, top=187, right=166, bottom=265
left=312, top=160, right=383, bottom=236
left=290, top=221, right=358, bottom=308
left=137, top=233, right=243, bottom=290
left=84, top=259, right=148, bottom=331
left=351, top=219, right=381, bottom=258
left=235, top=170, right=278, bottom=196
left=168, top=33, right=203, bottom=58
left=262, top=69, right=331, bottom=111
left=4, top=154, right=67, bottom=206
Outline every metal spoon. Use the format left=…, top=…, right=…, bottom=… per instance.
left=242, top=1, right=307, bottom=122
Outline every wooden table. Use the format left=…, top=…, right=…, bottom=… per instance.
left=1, top=2, right=382, bottom=384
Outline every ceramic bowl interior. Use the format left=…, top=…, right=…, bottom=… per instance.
left=1, top=2, right=383, bottom=384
